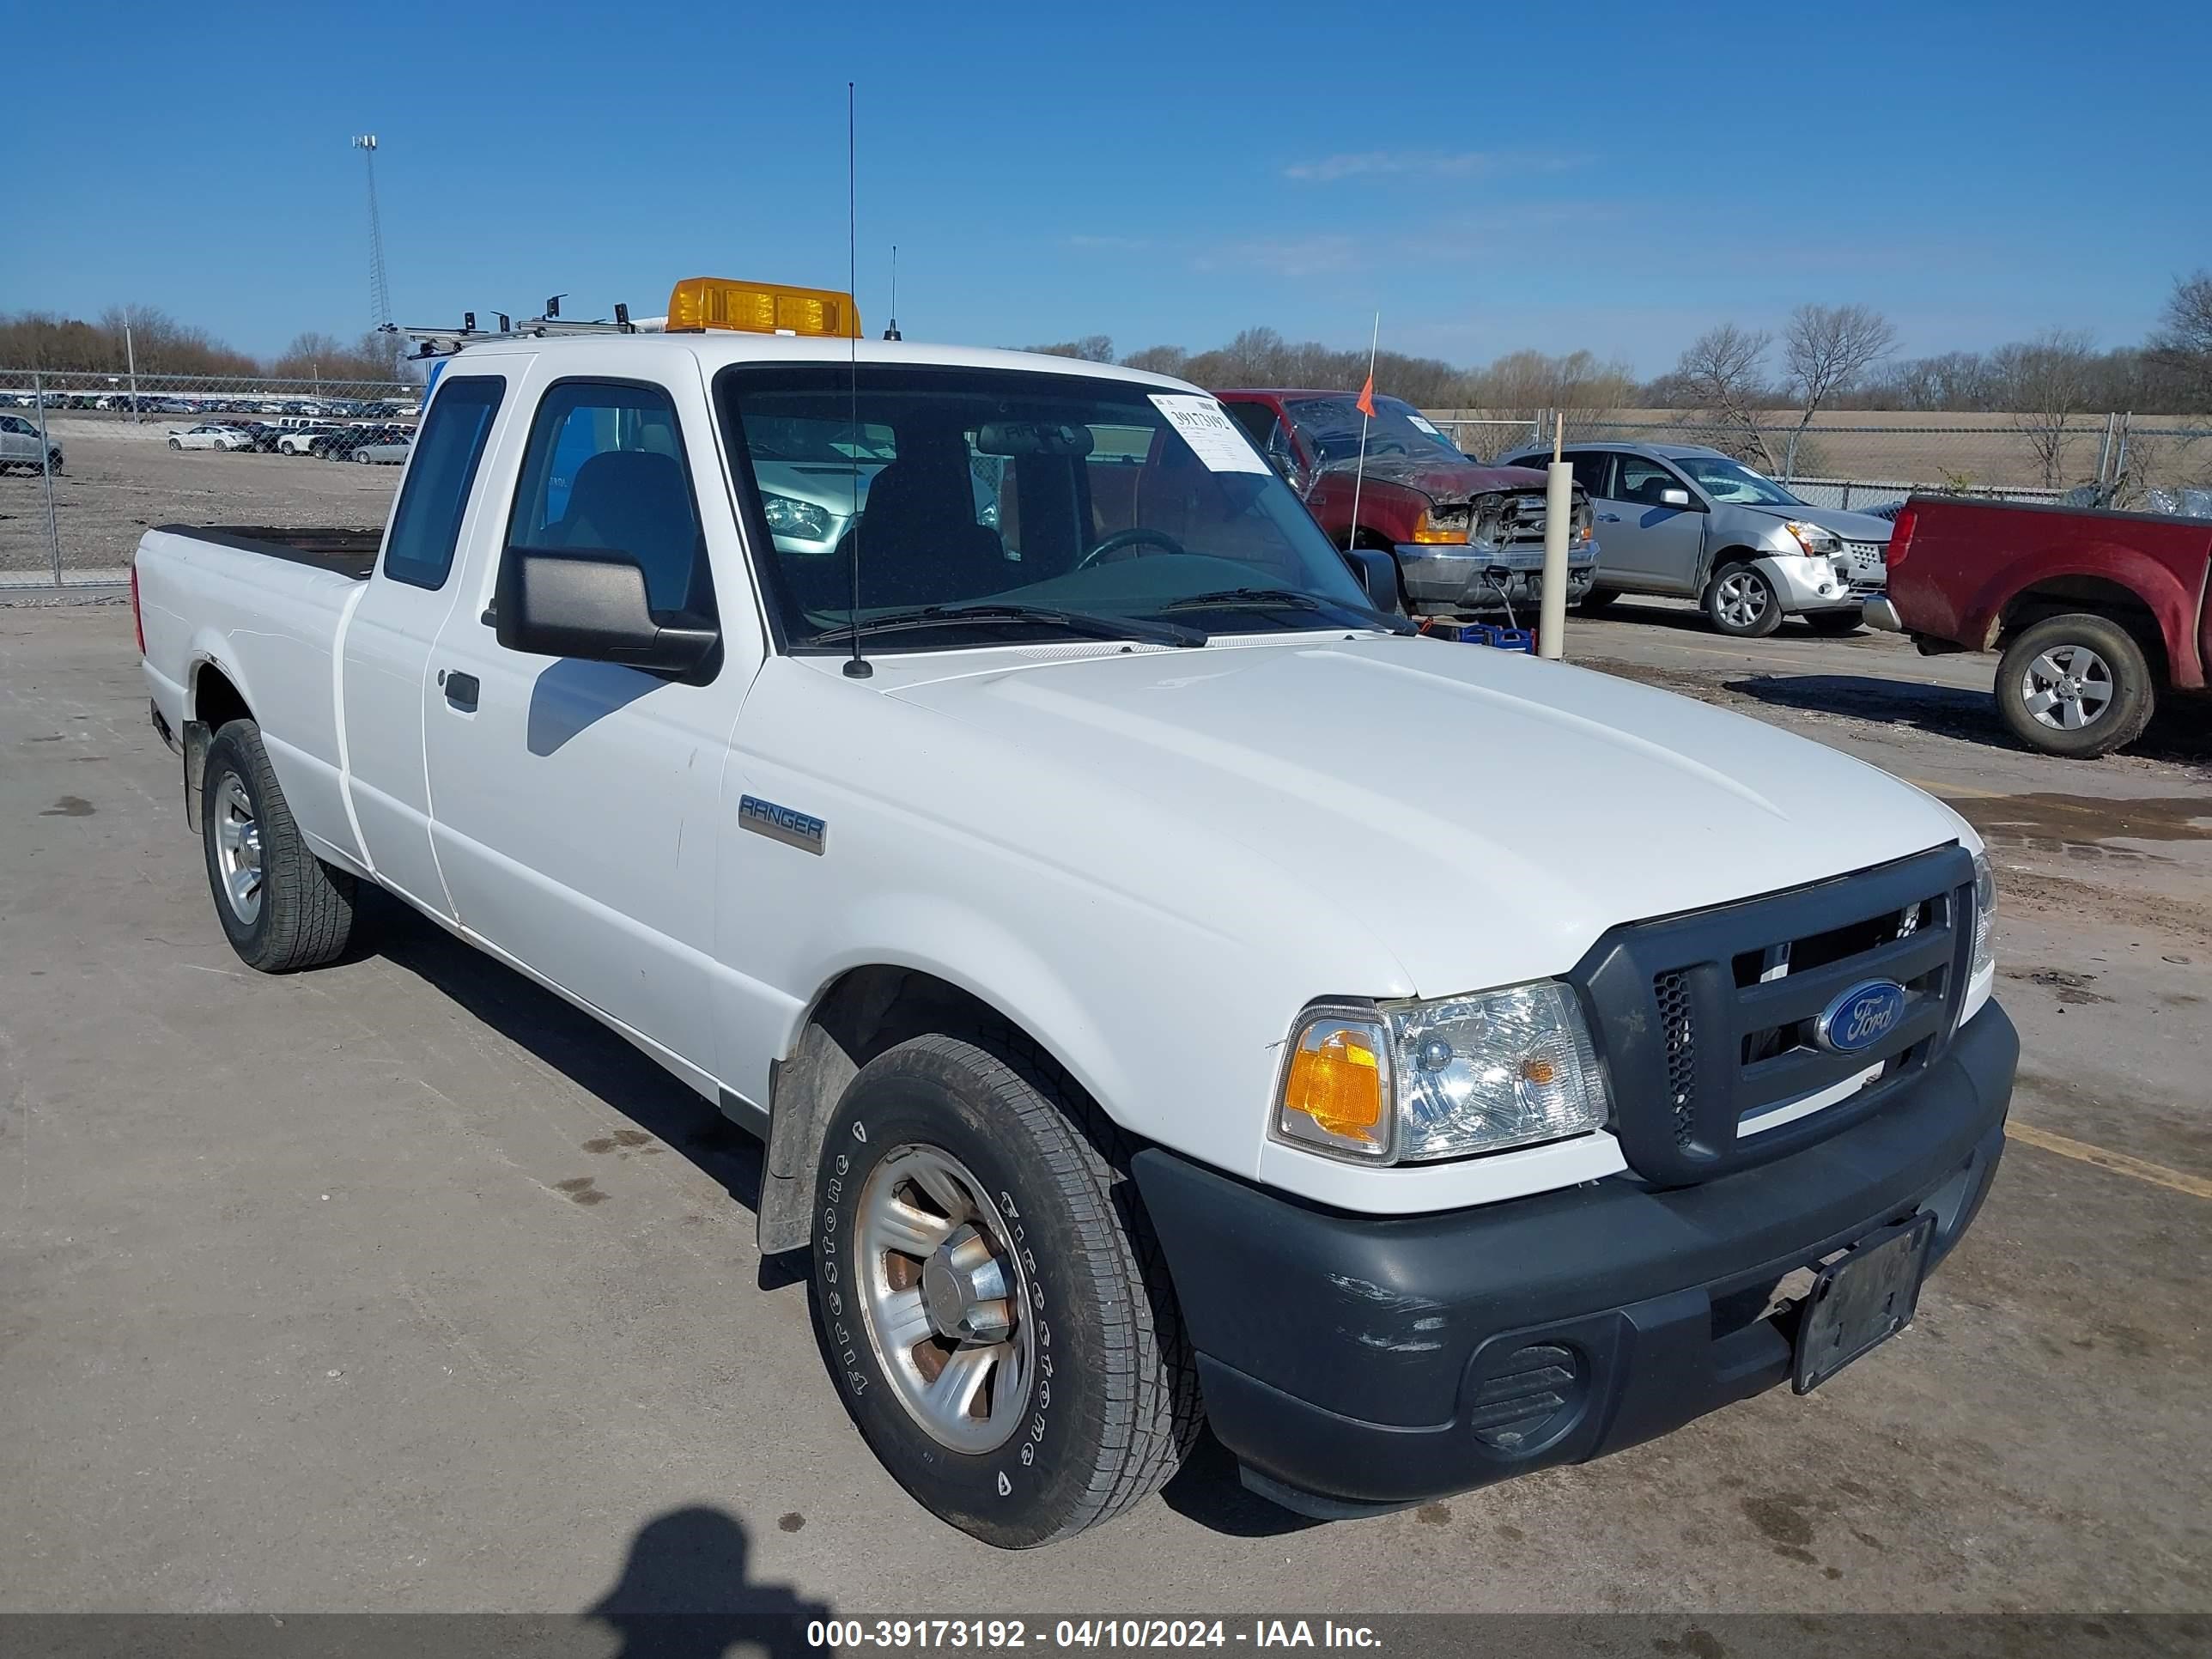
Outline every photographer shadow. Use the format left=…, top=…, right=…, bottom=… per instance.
left=586, top=1504, right=833, bottom=1659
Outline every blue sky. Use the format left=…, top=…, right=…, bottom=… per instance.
left=5, top=0, right=2208, bottom=375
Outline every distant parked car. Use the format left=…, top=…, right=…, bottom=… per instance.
left=1498, top=440, right=1889, bottom=637
left=168, top=422, right=256, bottom=453
left=0, top=412, right=64, bottom=473
left=278, top=425, right=343, bottom=456
left=348, top=431, right=413, bottom=465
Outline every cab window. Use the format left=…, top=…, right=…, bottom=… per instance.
left=1616, top=453, right=1687, bottom=507
left=381, top=375, right=504, bottom=590
left=508, top=380, right=711, bottom=616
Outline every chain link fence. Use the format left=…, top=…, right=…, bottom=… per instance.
left=9, top=369, right=2211, bottom=589
left=1, top=368, right=419, bottom=587
left=1429, top=410, right=2212, bottom=515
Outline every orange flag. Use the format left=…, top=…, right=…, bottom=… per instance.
left=1355, top=374, right=1376, bottom=418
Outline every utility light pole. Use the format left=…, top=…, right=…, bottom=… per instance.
left=353, top=135, right=392, bottom=329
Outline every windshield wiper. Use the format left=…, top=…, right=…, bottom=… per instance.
left=1158, top=587, right=1418, bottom=635
left=804, top=603, right=1207, bottom=649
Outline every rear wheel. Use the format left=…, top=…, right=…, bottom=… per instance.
left=1704, top=561, right=1783, bottom=637
left=811, top=1031, right=1200, bottom=1548
left=1995, top=612, right=2156, bottom=758
left=201, top=720, right=357, bottom=971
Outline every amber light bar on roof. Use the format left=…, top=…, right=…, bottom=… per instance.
left=665, top=277, right=861, bottom=338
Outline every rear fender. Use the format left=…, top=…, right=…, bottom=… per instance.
left=1971, top=549, right=2203, bottom=688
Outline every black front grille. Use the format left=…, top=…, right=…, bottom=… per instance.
left=1655, top=969, right=1698, bottom=1146
left=1572, top=847, right=1978, bottom=1186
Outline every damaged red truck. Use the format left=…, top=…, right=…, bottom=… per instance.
left=1869, top=495, right=2212, bottom=757
left=1216, top=389, right=1596, bottom=618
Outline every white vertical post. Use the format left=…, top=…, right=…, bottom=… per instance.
left=1539, top=412, right=1571, bottom=659
left=33, top=370, right=61, bottom=586
left=125, top=313, right=141, bottom=422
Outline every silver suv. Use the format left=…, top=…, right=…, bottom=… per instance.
left=1499, top=441, right=1891, bottom=637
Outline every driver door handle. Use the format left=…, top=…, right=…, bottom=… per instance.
left=441, top=670, right=480, bottom=712
left=1597, top=512, right=1621, bottom=522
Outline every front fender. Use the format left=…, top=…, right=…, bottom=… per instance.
left=775, top=890, right=1148, bottom=1155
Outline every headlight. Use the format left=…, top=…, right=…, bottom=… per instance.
left=762, top=490, right=831, bottom=540
left=1972, top=850, right=1996, bottom=979
left=1274, top=982, right=1611, bottom=1164
left=1782, top=520, right=1840, bottom=556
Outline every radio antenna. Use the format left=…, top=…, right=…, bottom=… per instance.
left=842, top=81, right=872, bottom=679
left=884, top=244, right=901, bottom=340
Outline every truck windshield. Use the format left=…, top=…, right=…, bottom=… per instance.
left=1286, top=395, right=1464, bottom=471
left=1673, top=454, right=1805, bottom=507
left=716, top=364, right=1382, bottom=651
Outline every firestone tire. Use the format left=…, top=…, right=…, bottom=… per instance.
left=810, top=1031, right=1201, bottom=1549
left=1995, top=612, right=2156, bottom=759
left=200, top=720, right=357, bottom=972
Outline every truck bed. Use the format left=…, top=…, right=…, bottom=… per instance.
left=150, top=525, right=383, bottom=581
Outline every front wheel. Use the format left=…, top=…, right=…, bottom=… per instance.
left=200, top=720, right=357, bottom=970
left=1577, top=584, right=1620, bottom=615
left=1995, top=613, right=2156, bottom=757
left=811, top=1032, right=1200, bottom=1548
left=1704, top=561, right=1783, bottom=637
left=168, top=437, right=182, bottom=450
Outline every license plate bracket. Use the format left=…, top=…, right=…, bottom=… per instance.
left=1791, top=1212, right=1936, bottom=1395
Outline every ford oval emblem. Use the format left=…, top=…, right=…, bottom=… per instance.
left=1816, top=979, right=1908, bottom=1054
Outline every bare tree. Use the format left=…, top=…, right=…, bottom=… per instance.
left=1671, top=324, right=1778, bottom=468
left=1993, top=329, right=2100, bottom=487
left=2147, top=270, right=2212, bottom=411
left=1780, top=304, right=1896, bottom=477
left=1119, top=344, right=1189, bottom=376
left=1023, top=334, right=1115, bottom=362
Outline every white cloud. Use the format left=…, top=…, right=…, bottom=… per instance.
left=1192, top=234, right=1366, bottom=278
left=1284, top=149, right=1587, bottom=183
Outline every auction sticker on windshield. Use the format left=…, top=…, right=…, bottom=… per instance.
left=1149, top=394, right=1270, bottom=473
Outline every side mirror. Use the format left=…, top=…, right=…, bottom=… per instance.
left=1659, top=487, right=1693, bottom=508
left=1340, top=546, right=1404, bottom=615
left=495, top=546, right=719, bottom=676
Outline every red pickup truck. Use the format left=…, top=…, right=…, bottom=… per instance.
left=1869, top=495, right=2212, bottom=757
left=1214, top=388, right=1595, bottom=617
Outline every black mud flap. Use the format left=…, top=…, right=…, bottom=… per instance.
left=182, top=720, right=210, bottom=832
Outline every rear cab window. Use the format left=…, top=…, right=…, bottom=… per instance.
left=380, top=376, right=506, bottom=590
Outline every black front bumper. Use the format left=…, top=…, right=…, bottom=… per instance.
left=1133, top=1002, right=2016, bottom=1516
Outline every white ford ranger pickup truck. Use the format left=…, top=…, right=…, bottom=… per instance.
left=133, top=278, right=2016, bottom=1549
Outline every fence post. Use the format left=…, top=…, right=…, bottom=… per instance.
left=33, top=369, right=62, bottom=586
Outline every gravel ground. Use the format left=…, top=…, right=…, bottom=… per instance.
left=1, top=596, right=2208, bottom=1628
left=0, top=418, right=398, bottom=580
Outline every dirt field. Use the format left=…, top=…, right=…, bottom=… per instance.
left=2, top=595, right=2207, bottom=1627
left=1430, top=408, right=2212, bottom=494
left=0, top=417, right=398, bottom=580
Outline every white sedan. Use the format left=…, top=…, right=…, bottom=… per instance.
left=167, top=423, right=255, bottom=453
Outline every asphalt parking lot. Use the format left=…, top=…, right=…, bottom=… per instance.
left=2, top=597, right=2207, bottom=1619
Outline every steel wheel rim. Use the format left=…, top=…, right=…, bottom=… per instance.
left=2021, top=643, right=2114, bottom=731
left=1717, top=570, right=1768, bottom=628
left=855, top=1144, right=1034, bottom=1455
left=212, top=771, right=264, bottom=925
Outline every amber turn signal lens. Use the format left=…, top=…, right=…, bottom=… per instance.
left=1282, top=1025, right=1385, bottom=1144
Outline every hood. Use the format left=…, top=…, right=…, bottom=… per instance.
left=1320, top=453, right=1549, bottom=500
left=1739, top=502, right=1898, bottom=542
left=881, top=636, right=1970, bottom=995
